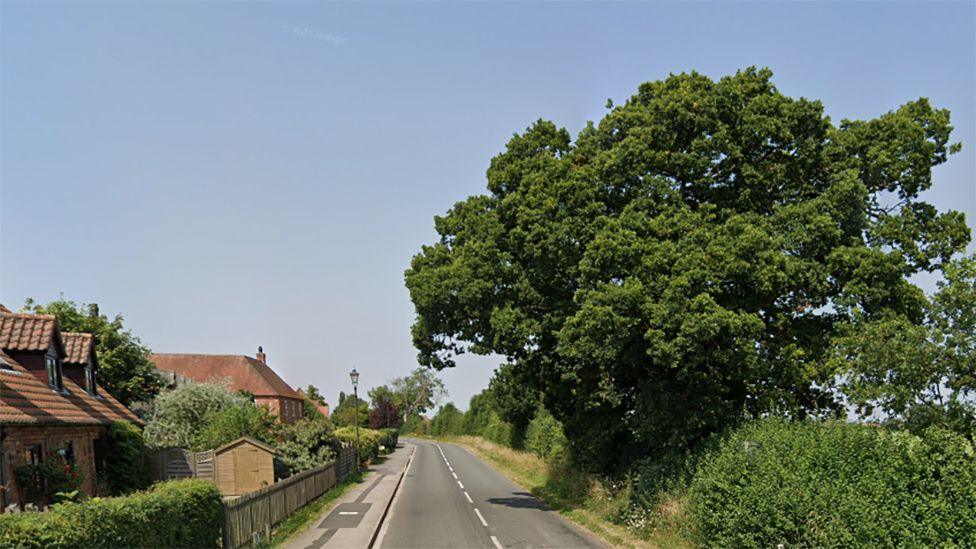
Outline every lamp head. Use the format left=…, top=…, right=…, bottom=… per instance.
left=349, top=368, right=360, bottom=388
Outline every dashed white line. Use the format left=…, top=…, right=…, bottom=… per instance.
left=491, top=535, right=504, bottom=549
left=458, top=480, right=464, bottom=490
left=464, top=491, right=474, bottom=504
left=474, top=508, right=488, bottom=528
left=452, top=472, right=458, bottom=479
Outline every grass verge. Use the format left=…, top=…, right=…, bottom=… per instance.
left=264, top=470, right=365, bottom=548
left=427, top=435, right=695, bottom=549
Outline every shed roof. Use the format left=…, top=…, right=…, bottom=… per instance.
left=215, top=436, right=276, bottom=455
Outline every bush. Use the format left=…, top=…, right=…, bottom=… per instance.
left=379, top=428, right=400, bottom=451
left=482, top=411, right=514, bottom=447
left=401, top=414, right=428, bottom=435
left=0, top=479, right=222, bottom=548
left=95, top=421, right=149, bottom=496
left=524, top=405, right=568, bottom=461
left=277, top=418, right=338, bottom=474
left=191, top=403, right=278, bottom=451
left=689, top=419, right=976, bottom=548
left=144, top=382, right=250, bottom=448
left=335, top=426, right=382, bottom=464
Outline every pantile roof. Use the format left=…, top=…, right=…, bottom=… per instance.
left=0, top=312, right=61, bottom=354
left=151, top=353, right=302, bottom=399
left=62, top=332, right=95, bottom=365
left=0, top=350, right=141, bottom=426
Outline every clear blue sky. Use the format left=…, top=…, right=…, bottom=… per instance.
left=2, top=2, right=974, bottom=411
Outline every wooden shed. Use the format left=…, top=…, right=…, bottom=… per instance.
left=214, top=437, right=275, bottom=497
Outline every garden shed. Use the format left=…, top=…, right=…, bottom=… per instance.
left=214, top=437, right=275, bottom=497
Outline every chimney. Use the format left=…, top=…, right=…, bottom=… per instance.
left=256, top=346, right=266, bottom=363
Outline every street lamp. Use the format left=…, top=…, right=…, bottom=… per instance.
left=350, top=368, right=360, bottom=468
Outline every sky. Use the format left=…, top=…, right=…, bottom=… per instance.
left=1, top=2, right=974, bottom=411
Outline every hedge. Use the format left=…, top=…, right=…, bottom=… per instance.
left=335, top=426, right=383, bottom=463
left=0, top=479, right=222, bottom=549
left=379, top=428, right=399, bottom=451
left=690, top=419, right=976, bottom=548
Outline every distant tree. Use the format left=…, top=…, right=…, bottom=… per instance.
left=23, top=297, right=162, bottom=405
left=332, top=392, right=369, bottom=428
left=304, top=384, right=327, bottom=405
left=406, top=68, right=971, bottom=470
left=369, top=390, right=402, bottom=429
left=431, top=403, right=465, bottom=436
left=390, top=367, right=447, bottom=421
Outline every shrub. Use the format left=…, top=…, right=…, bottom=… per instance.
left=144, top=382, right=250, bottom=448
left=0, top=479, right=222, bottom=548
left=482, top=411, right=514, bottom=447
left=277, top=417, right=338, bottom=474
left=191, top=402, right=278, bottom=451
left=95, top=421, right=149, bottom=496
left=401, top=414, right=428, bottom=435
left=379, top=428, right=399, bottom=451
left=689, top=419, right=976, bottom=548
left=335, top=426, right=382, bottom=463
left=524, top=405, right=568, bottom=461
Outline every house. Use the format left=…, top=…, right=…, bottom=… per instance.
left=151, top=347, right=304, bottom=424
left=0, top=309, right=143, bottom=509
left=297, top=388, right=330, bottom=418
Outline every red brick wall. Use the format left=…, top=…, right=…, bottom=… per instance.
left=254, top=397, right=303, bottom=425
left=1, top=424, right=103, bottom=507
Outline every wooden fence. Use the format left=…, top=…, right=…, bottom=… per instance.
left=222, top=443, right=358, bottom=548
left=147, top=448, right=215, bottom=482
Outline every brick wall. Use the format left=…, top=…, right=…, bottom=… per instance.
left=2, top=424, right=103, bottom=507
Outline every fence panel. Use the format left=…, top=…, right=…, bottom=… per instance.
left=222, top=444, right=357, bottom=548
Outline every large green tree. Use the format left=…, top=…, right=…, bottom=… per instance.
left=406, top=68, right=971, bottom=470
left=24, top=298, right=161, bottom=405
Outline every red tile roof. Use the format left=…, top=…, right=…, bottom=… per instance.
left=0, top=350, right=141, bottom=426
left=150, top=353, right=302, bottom=399
left=62, top=332, right=95, bottom=365
left=0, top=313, right=62, bottom=354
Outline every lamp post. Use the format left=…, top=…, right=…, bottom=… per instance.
left=350, top=368, right=360, bottom=467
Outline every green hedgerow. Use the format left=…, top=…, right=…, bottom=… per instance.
left=689, top=419, right=976, bottom=548
left=0, top=479, right=222, bottom=549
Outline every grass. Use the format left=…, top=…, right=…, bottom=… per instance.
left=263, top=470, right=365, bottom=548
left=429, top=434, right=696, bottom=549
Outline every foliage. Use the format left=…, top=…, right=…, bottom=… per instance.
left=689, top=419, right=976, bottom=548
left=462, top=388, right=496, bottom=436
left=405, top=67, right=971, bottom=471
left=0, top=479, right=222, bottom=549
left=277, top=418, right=338, bottom=474
left=13, top=451, right=83, bottom=505
left=301, top=384, right=328, bottom=420
left=835, top=253, right=976, bottom=438
left=378, top=428, right=400, bottom=451
left=389, top=367, right=447, bottom=420
left=430, top=402, right=466, bottom=436
left=23, top=297, right=162, bottom=405
left=332, top=392, right=369, bottom=428
left=369, top=391, right=402, bottom=429
left=95, top=421, right=149, bottom=496
left=143, top=382, right=250, bottom=448
left=334, top=426, right=396, bottom=464
left=401, top=413, right=429, bottom=435
left=191, top=402, right=278, bottom=451
left=524, top=405, right=568, bottom=461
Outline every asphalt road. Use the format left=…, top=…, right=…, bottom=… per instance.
left=378, top=439, right=602, bottom=549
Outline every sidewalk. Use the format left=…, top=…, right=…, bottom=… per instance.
left=283, top=443, right=414, bottom=549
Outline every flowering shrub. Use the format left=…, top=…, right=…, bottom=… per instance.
left=13, top=452, right=83, bottom=505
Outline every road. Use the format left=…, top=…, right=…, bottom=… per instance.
left=378, top=439, right=602, bottom=549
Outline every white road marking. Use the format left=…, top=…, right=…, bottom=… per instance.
left=452, top=472, right=458, bottom=479
left=458, top=480, right=464, bottom=490
left=339, top=511, right=358, bottom=515
left=491, top=535, right=504, bottom=549
left=464, top=491, right=473, bottom=504
left=474, top=508, right=488, bottom=528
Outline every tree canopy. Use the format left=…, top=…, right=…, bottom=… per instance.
left=405, top=68, right=971, bottom=470
left=24, top=297, right=161, bottom=405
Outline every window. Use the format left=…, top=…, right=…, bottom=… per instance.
left=85, top=366, right=97, bottom=395
left=46, top=356, right=63, bottom=391
left=58, top=441, right=75, bottom=464
left=23, top=444, right=42, bottom=465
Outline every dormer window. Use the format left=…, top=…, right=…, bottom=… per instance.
left=45, top=354, right=63, bottom=391
left=86, top=365, right=98, bottom=395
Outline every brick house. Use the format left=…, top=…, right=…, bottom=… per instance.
left=0, top=309, right=142, bottom=510
left=151, top=347, right=304, bottom=424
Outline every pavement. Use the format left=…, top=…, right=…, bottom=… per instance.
left=376, top=439, right=604, bottom=549
left=283, top=442, right=414, bottom=549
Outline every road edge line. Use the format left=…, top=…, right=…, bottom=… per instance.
left=369, top=441, right=416, bottom=549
